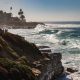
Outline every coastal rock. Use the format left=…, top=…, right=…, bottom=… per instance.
left=67, top=67, right=78, bottom=73
left=54, top=73, right=73, bottom=80
left=0, top=29, right=64, bottom=80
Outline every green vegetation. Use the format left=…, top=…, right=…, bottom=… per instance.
left=0, top=58, right=35, bottom=80
left=0, top=29, right=42, bottom=80
left=18, top=9, right=26, bottom=21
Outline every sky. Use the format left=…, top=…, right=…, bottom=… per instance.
left=0, top=0, right=80, bottom=22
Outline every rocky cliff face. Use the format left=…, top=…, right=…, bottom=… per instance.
left=0, top=29, right=64, bottom=80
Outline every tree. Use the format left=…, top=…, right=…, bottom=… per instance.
left=20, top=14, right=25, bottom=21
left=10, top=7, right=12, bottom=11
left=18, top=9, right=25, bottom=21
left=18, top=9, right=23, bottom=16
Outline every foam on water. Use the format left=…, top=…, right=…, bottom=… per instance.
left=56, top=30, right=62, bottom=35
left=43, top=34, right=59, bottom=43
left=46, top=24, right=80, bottom=28
left=34, top=24, right=47, bottom=32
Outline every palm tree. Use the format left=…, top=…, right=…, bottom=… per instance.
left=10, top=7, right=12, bottom=16
left=10, top=7, right=12, bottom=11
left=18, top=9, right=23, bottom=16
left=20, top=14, right=25, bottom=21
left=18, top=9, right=25, bottom=21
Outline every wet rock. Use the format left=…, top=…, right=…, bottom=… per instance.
left=37, top=46, right=50, bottom=49
left=67, top=67, right=78, bottom=73
left=65, top=75, right=73, bottom=80
left=40, top=49, right=51, bottom=53
left=53, top=73, right=73, bottom=80
left=49, top=52, right=62, bottom=61
left=38, top=45, right=51, bottom=54
left=61, top=40, right=67, bottom=45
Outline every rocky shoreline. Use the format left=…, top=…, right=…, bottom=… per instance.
left=0, top=29, right=64, bottom=80
left=0, top=22, right=44, bottom=29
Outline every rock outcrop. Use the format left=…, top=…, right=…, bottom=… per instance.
left=67, top=67, right=78, bottom=73
left=0, top=29, right=64, bottom=80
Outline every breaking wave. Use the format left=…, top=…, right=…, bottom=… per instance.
left=34, top=24, right=47, bottom=32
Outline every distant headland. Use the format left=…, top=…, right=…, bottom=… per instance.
left=44, top=21, right=80, bottom=24
left=0, top=9, right=44, bottom=29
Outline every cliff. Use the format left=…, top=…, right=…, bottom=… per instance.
left=0, top=29, right=64, bottom=80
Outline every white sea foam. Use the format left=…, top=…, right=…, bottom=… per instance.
left=34, top=24, right=47, bottom=32
left=66, top=39, right=80, bottom=49
left=46, top=24, right=80, bottom=28
left=56, top=30, right=62, bottom=35
left=43, top=34, right=59, bottom=43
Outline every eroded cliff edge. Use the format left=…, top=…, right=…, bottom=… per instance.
left=0, top=29, right=64, bottom=80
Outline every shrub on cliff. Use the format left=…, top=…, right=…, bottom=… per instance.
left=2, top=32, right=43, bottom=61
left=0, top=58, right=35, bottom=80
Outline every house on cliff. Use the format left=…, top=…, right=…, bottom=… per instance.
left=0, top=10, right=12, bottom=24
left=0, top=10, right=21, bottom=26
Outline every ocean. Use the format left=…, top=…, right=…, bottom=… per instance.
left=8, top=23, right=80, bottom=79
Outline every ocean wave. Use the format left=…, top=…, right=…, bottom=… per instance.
left=34, top=24, right=47, bottom=32
left=68, top=39, right=80, bottom=49
left=43, top=34, right=59, bottom=43
left=34, top=24, right=59, bottom=34
left=46, top=24, right=80, bottom=28
left=56, top=30, right=62, bottom=35
left=8, top=28, right=80, bottom=50
left=59, top=39, right=80, bottom=49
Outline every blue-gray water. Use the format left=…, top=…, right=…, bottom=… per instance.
left=8, top=23, right=80, bottom=79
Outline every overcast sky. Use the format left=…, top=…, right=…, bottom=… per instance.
left=0, top=0, right=80, bottom=22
